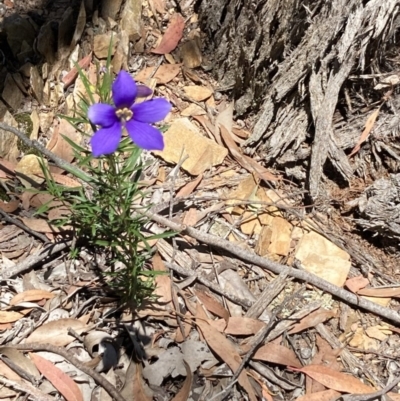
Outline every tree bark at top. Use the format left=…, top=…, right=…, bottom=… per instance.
left=196, top=0, right=400, bottom=201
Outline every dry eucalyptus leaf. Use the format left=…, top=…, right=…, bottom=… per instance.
left=135, top=64, right=181, bottom=85
left=0, top=347, right=40, bottom=378
left=26, top=318, right=87, bottom=346
left=10, top=289, right=55, bottom=306
left=152, top=13, right=185, bottom=54
left=0, top=311, right=24, bottom=323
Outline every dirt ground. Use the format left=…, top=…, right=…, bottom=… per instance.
left=0, top=1, right=400, bottom=401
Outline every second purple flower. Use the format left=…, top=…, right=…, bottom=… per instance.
left=88, top=70, right=172, bottom=157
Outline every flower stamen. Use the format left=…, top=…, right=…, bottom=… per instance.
left=116, top=107, right=133, bottom=123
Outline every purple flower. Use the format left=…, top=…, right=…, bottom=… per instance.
left=88, top=71, right=171, bottom=157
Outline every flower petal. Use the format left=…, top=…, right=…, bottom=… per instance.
left=90, top=123, right=122, bottom=156
left=125, top=120, right=164, bottom=150
left=88, top=104, right=118, bottom=127
left=112, top=71, right=137, bottom=108
left=131, top=98, right=172, bottom=123
left=136, top=85, right=153, bottom=98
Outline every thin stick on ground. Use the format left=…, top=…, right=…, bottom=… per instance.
left=0, top=375, right=54, bottom=401
left=3, top=122, right=400, bottom=325
left=8, top=343, right=125, bottom=401
left=336, top=372, right=400, bottom=401
left=0, top=209, right=50, bottom=243
left=208, top=287, right=306, bottom=401
left=0, top=241, right=70, bottom=280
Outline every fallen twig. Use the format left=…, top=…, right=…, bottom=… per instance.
left=0, top=375, right=54, bottom=401
left=3, top=122, right=400, bottom=325
left=9, top=343, right=125, bottom=401
left=0, top=241, right=70, bottom=279
left=0, top=209, right=50, bottom=243
left=335, top=372, right=400, bottom=401
left=165, top=262, right=253, bottom=308
left=150, top=212, right=400, bottom=326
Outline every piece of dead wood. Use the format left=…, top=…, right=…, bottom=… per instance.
left=165, top=262, right=253, bottom=308
left=4, top=122, right=400, bottom=325
left=0, top=375, right=54, bottom=401
left=244, top=272, right=288, bottom=319
left=0, top=241, right=70, bottom=279
left=315, top=324, right=386, bottom=390
left=150, top=212, right=400, bottom=325
left=0, top=209, right=50, bottom=243
left=217, top=287, right=306, bottom=401
left=335, top=375, right=400, bottom=401
left=8, top=343, right=124, bottom=401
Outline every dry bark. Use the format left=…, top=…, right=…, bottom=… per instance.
left=196, top=0, right=400, bottom=200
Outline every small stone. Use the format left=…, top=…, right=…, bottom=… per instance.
left=155, top=118, right=228, bottom=175
left=12, top=73, right=28, bottom=95
left=100, top=0, right=123, bottom=20
left=93, top=33, right=118, bottom=59
left=3, top=15, right=36, bottom=57
left=19, top=62, right=34, bottom=78
left=0, top=111, right=19, bottom=162
left=15, top=155, right=48, bottom=188
left=295, top=231, right=351, bottom=287
left=38, top=111, right=54, bottom=133
left=120, top=0, right=142, bottom=41
left=181, top=103, right=206, bottom=116
left=30, top=66, right=43, bottom=103
left=2, top=74, right=23, bottom=111
left=183, top=85, right=213, bottom=101
left=36, top=21, right=57, bottom=63
left=181, top=38, right=202, bottom=69
left=112, top=31, right=129, bottom=73
left=266, top=217, right=292, bottom=256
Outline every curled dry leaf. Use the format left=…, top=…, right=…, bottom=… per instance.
left=176, top=174, right=203, bottom=197
left=154, top=275, right=172, bottom=304
left=0, top=360, right=23, bottom=381
left=0, top=347, right=40, bottom=378
left=210, top=317, right=264, bottom=335
left=345, top=275, right=370, bottom=293
left=30, top=353, right=84, bottom=401
left=195, top=290, right=229, bottom=322
left=121, top=360, right=153, bottom=401
left=220, top=125, right=279, bottom=182
left=41, top=173, right=82, bottom=188
left=152, top=13, right=185, bottom=54
left=171, top=360, right=193, bottom=401
left=349, top=108, right=380, bottom=157
left=0, top=199, right=19, bottom=213
left=10, top=289, right=55, bottom=306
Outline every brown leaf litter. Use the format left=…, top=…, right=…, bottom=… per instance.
left=0, top=1, right=400, bottom=401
